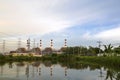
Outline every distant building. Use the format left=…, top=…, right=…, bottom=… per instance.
left=31, top=47, right=41, bottom=55
left=60, top=47, right=67, bottom=53
left=16, top=48, right=26, bottom=53
left=42, top=47, right=53, bottom=54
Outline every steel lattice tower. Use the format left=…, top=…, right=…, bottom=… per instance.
left=27, top=38, right=30, bottom=51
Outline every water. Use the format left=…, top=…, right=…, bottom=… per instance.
left=0, top=61, right=119, bottom=80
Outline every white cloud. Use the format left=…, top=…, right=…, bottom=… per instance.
left=94, top=26, right=120, bottom=41
left=0, top=0, right=73, bottom=36
left=1, top=0, right=119, bottom=37
left=82, top=25, right=120, bottom=42
left=0, top=0, right=120, bottom=51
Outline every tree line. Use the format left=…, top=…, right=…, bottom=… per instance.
left=62, top=44, right=120, bottom=56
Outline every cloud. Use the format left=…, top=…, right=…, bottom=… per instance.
left=0, top=0, right=73, bottom=35
left=81, top=24, right=120, bottom=42
left=94, top=26, right=120, bottom=41
left=0, top=0, right=120, bottom=51
left=0, top=0, right=120, bottom=37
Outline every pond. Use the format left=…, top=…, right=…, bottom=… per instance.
left=0, top=61, right=119, bottom=80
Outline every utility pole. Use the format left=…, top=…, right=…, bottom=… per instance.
left=97, top=41, right=102, bottom=54
left=2, top=40, right=5, bottom=55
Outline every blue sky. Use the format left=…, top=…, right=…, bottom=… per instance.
left=0, top=0, right=120, bottom=51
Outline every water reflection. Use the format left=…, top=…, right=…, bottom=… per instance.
left=0, top=61, right=119, bottom=80
left=26, top=64, right=29, bottom=80
left=0, top=66, right=3, bottom=76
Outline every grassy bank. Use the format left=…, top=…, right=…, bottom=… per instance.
left=0, top=54, right=42, bottom=62
left=0, top=54, right=120, bottom=71
left=77, top=56, right=120, bottom=65
left=76, top=56, right=120, bottom=71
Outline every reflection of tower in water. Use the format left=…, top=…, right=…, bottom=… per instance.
left=32, top=62, right=41, bottom=77
left=0, top=66, right=3, bottom=76
left=25, top=64, right=29, bottom=80
left=65, top=67, right=67, bottom=76
left=9, top=62, right=13, bottom=68
left=16, top=65, right=19, bottom=77
left=98, top=68, right=104, bottom=80
left=32, top=66, right=35, bottom=77
left=50, top=66, right=53, bottom=76
left=39, top=67, right=41, bottom=75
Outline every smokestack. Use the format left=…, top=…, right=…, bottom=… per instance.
left=50, top=39, right=53, bottom=49
left=64, top=39, right=67, bottom=47
left=40, top=40, right=42, bottom=48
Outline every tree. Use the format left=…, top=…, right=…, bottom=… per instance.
left=79, top=46, right=88, bottom=56
left=60, top=47, right=67, bottom=53
left=104, top=44, right=113, bottom=53
left=113, top=46, right=120, bottom=54
left=105, top=70, right=114, bottom=80
left=62, top=46, right=88, bottom=55
left=88, top=46, right=102, bottom=56
left=16, top=48, right=26, bottom=53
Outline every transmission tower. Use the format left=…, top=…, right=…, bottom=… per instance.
left=33, top=39, right=36, bottom=53
left=97, top=41, right=102, bottom=54
left=27, top=38, right=30, bottom=51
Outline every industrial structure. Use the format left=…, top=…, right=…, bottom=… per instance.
left=2, top=38, right=68, bottom=56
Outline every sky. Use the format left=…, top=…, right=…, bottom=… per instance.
left=0, top=0, right=120, bottom=51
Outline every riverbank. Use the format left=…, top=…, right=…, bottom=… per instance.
left=0, top=54, right=120, bottom=71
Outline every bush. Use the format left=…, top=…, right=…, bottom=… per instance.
left=0, top=54, right=6, bottom=60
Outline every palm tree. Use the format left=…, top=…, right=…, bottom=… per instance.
left=104, top=44, right=113, bottom=55
left=105, top=69, right=114, bottom=80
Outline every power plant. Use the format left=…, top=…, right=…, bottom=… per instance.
left=0, top=38, right=68, bottom=56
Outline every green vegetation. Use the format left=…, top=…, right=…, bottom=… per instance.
left=0, top=54, right=42, bottom=62
left=76, top=56, right=120, bottom=71
left=62, top=46, right=102, bottom=56
left=0, top=44, right=120, bottom=73
left=62, top=44, right=120, bottom=56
